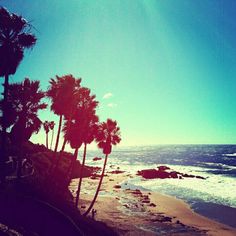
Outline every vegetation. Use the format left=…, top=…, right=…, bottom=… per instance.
left=0, top=6, right=121, bottom=235
left=0, top=7, right=36, bottom=181
left=83, top=119, right=121, bottom=216
left=43, top=120, right=55, bottom=149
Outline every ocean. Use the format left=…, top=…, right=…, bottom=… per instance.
left=81, top=145, right=236, bottom=228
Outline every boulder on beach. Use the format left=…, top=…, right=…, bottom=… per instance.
left=137, top=165, right=206, bottom=180
left=137, top=169, right=170, bottom=179
left=108, top=170, right=125, bottom=174
left=114, top=185, right=122, bottom=189
left=93, top=157, right=102, bottom=161
left=142, top=199, right=150, bottom=204
left=131, top=189, right=142, bottom=195
left=158, top=166, right=170, bottom=171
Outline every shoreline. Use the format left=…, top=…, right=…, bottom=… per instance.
left=70, top=173, right=236, bottom=235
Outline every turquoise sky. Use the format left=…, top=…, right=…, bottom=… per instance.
left=1, top=0, right=236, bottom=147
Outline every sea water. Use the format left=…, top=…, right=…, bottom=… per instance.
left=82, top=145, right=236, bottom=228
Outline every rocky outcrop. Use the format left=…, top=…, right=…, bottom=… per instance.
left=93, top=157, right=102, bottom=161
left=137, top=165, right=206, bottom=180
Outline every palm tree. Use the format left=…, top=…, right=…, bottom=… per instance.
left=75, top=111, right=99, bottom=208
left=61, top=88, right=98, bottom=190
left=0, top=7, right=36, bottom=180
left=49, top=121, right=55, bottom=150
left=83, top=119, right=121, bottom=216
left=47, top=75, right=81, bottom=153
left=3, top=78, right=47, bottom=177
left=43, top=121, right=50, bottom=149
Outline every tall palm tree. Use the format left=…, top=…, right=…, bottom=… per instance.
left=60, top=87, right=97, bottom=152
left=43, top=121, right=50, bottom=149
left=0, top=7, right=36, bottom=180
left=47, top=75, right=81, bottom=153
left=61, top=88, right=98, bottom=189
left=49, top=121, right=55, bottom=150
left=75, top=111, right=99, bottom=208
left=83, top=119, right=121, bottom=216
left=3, top=78, right=47, bottom=177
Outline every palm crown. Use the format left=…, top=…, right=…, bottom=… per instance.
left=0, top=7, right=36, bottom=76
left=47, top=75, right=81, bottom=117
left=5, top=78, right=47, bottom=142
left=63, top=87, right=99, bottom=149
left=96, top=119, right=121, bottom=154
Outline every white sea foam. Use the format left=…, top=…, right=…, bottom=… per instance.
left=84, top=146, right=236, bottom=208
left=125, top=164, right=236, bottom=208
left=223, top=153, right=236, bottom=157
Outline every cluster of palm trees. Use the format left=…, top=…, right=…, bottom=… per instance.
left=43, top=121, right=55, bottom=149
left=46, top=75, right=121, bottom=215
left=0, top=7, right=37, bottom=181
left=0, top=7, right=121, bottom=216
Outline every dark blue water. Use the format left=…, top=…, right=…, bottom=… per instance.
left=109, top=145, right=236, bottom=177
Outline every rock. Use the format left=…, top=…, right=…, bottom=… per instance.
left=158, top=165, right=170, bottom=171
left=108, top=170, right=125, bottom=174
left=182, top=174, right=195, bottom=178
left=131, top=189, right=142, bottom=195
left=142, top=199, right=150, bottom=203
left=137, top=169, right=170, bottom=179
left=196, top=175, right=206, bottom=179
left=109, top=179, right=114, bottom=181
left=159, top=216, right=172, bottom=222
left=170, top=171, right=178, bottom=178
left=143, top=195, right=149, bottom=199
left=81, top=205, right=86, bottom=209
left=114, top=185, right=121, bottom=189
left=149, top=203, right=156, bottom=207
left=93, top=157, right=102, bottom=161
left=138, top=167, right=206, bottom=180
left=90, top=175, right=97, bottom=180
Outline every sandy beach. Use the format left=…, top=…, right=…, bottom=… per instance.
left=69, top=172, right=236, bottom=236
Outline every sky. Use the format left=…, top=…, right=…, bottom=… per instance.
left=1, top=0, right=236, bottom=147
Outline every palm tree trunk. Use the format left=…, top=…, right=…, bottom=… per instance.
left=54, top=115, right=62, bottom=152
left=46, top=133, right=48, bottom=149
left=83, top=154, right=108, bottom=216
left=50, top=129, right=54, bottom=150
left=64, top=148, right=79, bottom=187
left=0, top=74, right=9, bottom=182
left=52, top=138, right=66, bottom=176
left=75, top=143, right=87, bottom=208
left=61, top=138, right=67, bottom=152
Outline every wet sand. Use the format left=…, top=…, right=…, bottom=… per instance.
left=69, top=173, right=236, bottom=236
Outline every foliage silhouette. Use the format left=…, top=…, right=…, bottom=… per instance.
left=1, top=78, right=46, bottom=177
left=0, top=6, right=122, bottom=235
left=47, top=75, right=81, bottom=153
left=43, top=121, right=50, bottom=149
left=0, top=7, right=36, bottom=180
left=49, top=121, right=55, bottom=150
left=62, top=87, right=99, bottom=191
left=83, top=119, right=121, bottom=216
left=75, top=110, right=99, bottom=208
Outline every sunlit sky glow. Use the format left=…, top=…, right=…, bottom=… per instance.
left=1, top=0, right=236, bottom=147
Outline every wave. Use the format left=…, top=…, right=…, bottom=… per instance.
left=223, top=153, right=236, bottom=157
